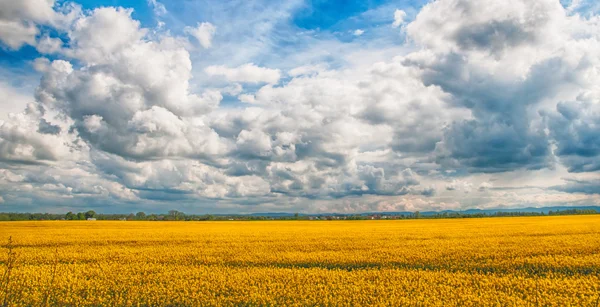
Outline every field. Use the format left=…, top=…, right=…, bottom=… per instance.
left=1, top=216, right=599, bottom=306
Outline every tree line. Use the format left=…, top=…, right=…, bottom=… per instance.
left=0, top=208, right=597, bottom=221
left=0, top=210, right=287, bottom=221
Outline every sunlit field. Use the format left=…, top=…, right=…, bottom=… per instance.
left=1, top=216, right=599, bottom=306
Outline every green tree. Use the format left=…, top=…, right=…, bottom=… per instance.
left=135, top=212, right=146, bottom=220
left=76, top=212, right=85, bottom=220
left=168, top=210, right=186, bottom=221
left=65, top=211, right=75, bottom=220
left=84, top=210, right=96, bottom=219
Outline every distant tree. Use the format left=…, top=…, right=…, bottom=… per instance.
left=76, top=212, right=85, bottom=220
left=168, top=210, right=179, bottom=220
left=127, top=213, right=135, bottom=220
left=294, top=213, right=299, bottom=220
left=65, top=211, right=75, bottom=220
left=84, top=210, right=96, bottom=219
left=414, top=211, right=421, bottom=219
left=167, top=210, right=186, bottom=221
left=136, top=212, right=147, bottom=220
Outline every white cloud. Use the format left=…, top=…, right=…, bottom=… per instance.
left=205, top=63, right=281, bottom=84
left=0, top=20, right=39, bottom=49
left=0, top=82, right=32, bottom=122
left=185, top=22, right=216, bottom=48
left=353, top=29, right=365, bottom=36
left=446, top=180, right=473, bottom=193
left=82, top=115, right=103, bottom=133
left=221, top=83, right=243, bottom=96
left=238, top=94, right=256, bottom=103
left=392, top=9, right=406, bottom=28
left=288, top=64, right=328, bottom=77
left=147, top=0, right=167, bottom=16
left=33, top=8, right=227, bottom=162
left=0, top=0, right=79, bottom=49
left=66, top=7, right=146, bottom=62
left=35, top=35, right=63, bottom=53
left=0, top=103, right=72, bottom=164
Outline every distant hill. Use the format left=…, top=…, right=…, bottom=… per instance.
left=220, top=206, right=600, bottom=217
left=306, top=206, right=600, bottom=217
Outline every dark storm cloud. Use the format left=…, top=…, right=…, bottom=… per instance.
left=548, top=99, right=600, bottom=172
left=549, top=179, right=600, bottom=195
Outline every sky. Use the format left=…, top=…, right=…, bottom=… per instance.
left=1, top=0, right=600, bottom=214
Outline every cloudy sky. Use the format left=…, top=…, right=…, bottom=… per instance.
left=1, top=0, right=600, bottom=214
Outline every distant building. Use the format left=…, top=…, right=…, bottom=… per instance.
left=87, top=218, right=96, bottom=221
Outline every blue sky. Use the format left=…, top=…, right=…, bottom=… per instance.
left=1, top=0, right=600, bottom=214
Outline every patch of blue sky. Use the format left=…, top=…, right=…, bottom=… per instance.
left=560, top=0, right=573, bottom=8
left=0, top=45, right=44, bottom=91
left=0, top=46, right=39, bottom=68
left=71, top=0, right=157, bottom=26
left=293, top=0, right=390, bottom=30
left=560, top=0, right=600, bottom=16
left=573, top=0, right=600, bottom=17
left=293, top=0, right=427, bottom=32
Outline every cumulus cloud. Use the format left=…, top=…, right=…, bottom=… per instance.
left=185, top=22, right=216, bottom=48
left=548, top=93, right=600, bottom=172
left=205, top=63, right=281, bottom=84
left=406, top=0, right=565, bottom=56
left=400, top=0, right=600, bottom=173
left=0, top=0, right=80, bottom=49
left=66, top=7, right=146, bottom=62
left=0, top=103, right=72, bottom=164
left=32, top=7, right=227, bottom=162
left=0, top=20, right=39, bottom=49
left=353, top=29, right=364, bottom=36
left=0, top=0, right=55, bottom=48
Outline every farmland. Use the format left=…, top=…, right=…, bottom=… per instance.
left=1, top=216, right=600, bottom=306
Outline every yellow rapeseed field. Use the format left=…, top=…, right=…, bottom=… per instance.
left=1, top=216, right=600, bottom=306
